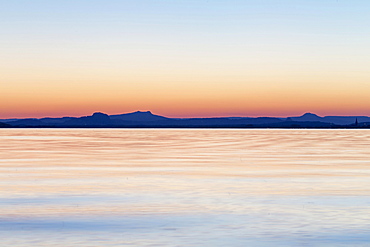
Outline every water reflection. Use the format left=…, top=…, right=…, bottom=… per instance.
left=0, top=129, right=370, bottom=246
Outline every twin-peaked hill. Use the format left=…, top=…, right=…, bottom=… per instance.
left=0, top=111, right=369, bottom=128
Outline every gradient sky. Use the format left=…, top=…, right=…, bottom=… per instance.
left=1, top=0, right=370, bottom=118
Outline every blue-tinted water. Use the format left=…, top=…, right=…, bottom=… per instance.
left=1, top=129, right=370, bottom=246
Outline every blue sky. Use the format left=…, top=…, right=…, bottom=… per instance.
left=1, top=0, right=370, bottom=117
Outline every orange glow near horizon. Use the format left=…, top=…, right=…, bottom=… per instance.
left=2, top=53, right=370, bottom=119
left=1, top=1, right=370, bottom=119
left=2, top=85, right=370, bottom=119
left=2, top=69, right=370, bottom=118
left=2, top=75, right=370, bottom=118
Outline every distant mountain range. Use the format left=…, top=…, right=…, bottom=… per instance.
left=0, top=111, right=369, bottom=128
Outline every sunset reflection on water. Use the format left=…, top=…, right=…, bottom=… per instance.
left=1, top=129, right=370, bottom=246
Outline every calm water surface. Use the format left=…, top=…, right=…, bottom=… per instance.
left=0, top=129, right=370, bottom=246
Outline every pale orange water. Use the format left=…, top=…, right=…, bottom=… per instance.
left=0, top=129, right=370, bottom=246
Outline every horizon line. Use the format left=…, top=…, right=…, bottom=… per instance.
left=1, top=111, right=370, bottom=120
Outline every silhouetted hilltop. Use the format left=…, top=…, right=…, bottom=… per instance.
left=1, top=111, right=369, bottom=128
left=288, top=113, right=370, bottom=125
left=110, top=111, right=168, bottom=122
left=291, top=113, right=322, bottom=121
left=63, top=112, right=112, bottom=126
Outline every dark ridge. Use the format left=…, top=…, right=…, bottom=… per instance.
left=2, top=111, right=370, bottom=128
left=0, top=122, right=10, bottom=128
left=288, top=113, right=370, bottom=125
left=291, top=112, right=323, bottom=121
left=110, top=111, right=168, bottom=122
left=62, top=112, right=111, bottom=126
left=302, top=112, right=320, bottom=117
left=8, top=119, right=47, bottom=127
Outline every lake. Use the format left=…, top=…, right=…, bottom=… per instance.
left=0, top=129, right=370, bottom=246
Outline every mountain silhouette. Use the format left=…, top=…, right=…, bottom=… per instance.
left=62, top=112, right=112, bottom=126
left=291, top=113, right=323, bottom=121
left=40, top=117, right=76, bottom=124
left=110, top=111, right=168, bottom=122
left=289, top=113, right=370, bottom=125
left=1, top=111, right=369, bottom=128
left=7, top=119, right=45, bottom=127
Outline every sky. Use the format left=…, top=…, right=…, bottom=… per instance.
left=1, top=0, right=370, bottom=118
